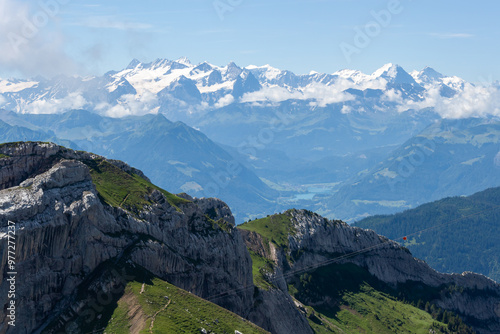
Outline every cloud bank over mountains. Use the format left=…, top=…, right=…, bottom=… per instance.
left=0, top=58, right=499, bottom=120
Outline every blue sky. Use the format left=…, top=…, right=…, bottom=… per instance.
left=1, top=0, right=499, bottom=82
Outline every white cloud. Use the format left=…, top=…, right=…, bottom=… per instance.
left=382, top=89, right=403, bottom=103
left=435, top=84, right=500, bottom=119
left=97, top=92, right=159, bottom=117
left=341, top=105, right=352, bottom=114
left=240, top=86, right=302, bottom=104
left=22, top=93, right=88, bottom=114
left=0, top=95, right=6, bottom=108
left=241, top=81, right=356, bottom=107
left=399, top=84, right=500, bottom=119
left=429, top=33, right=475, bottom=39
left=0, top=0, right=77, bottom=77
left=214, top=94, right=235, bottom=108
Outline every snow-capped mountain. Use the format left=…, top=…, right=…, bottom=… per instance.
left=371, top=63, right=418, bottom=85
left=0, top=58, right=476, bottom=119
left=411, top=66, right=445, bottom=85
left=410, top=66, right=467, bottom=95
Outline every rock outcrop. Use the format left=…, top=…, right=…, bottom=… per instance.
left=240, top=209, right=500, bottom=334
left=0, top=142, right=253, bottom=334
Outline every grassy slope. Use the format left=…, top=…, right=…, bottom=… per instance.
left=105, top=277, right=268, bottom=334
left=237, top=211, right=296, bottom=289
left=84, top=158, right=190, bottom=212
left=297, top=285, right=449, bottom=334
left=355, top=187, right=500, bottom=282
left=288, top=263, right=457, bottom=334
left=248, top=250, right=275, bottom=290
left=42, top=258, right=268, bottom=334
left=76, top=156, right=267, bottom=333
left=239, top=212, right=475, bottom=334
left=238, top=211, right=296, bottom=249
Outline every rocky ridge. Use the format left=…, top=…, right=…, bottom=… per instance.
left=239, top=209, right=500, bottom=334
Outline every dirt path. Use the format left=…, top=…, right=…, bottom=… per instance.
left=119, top=194, right=130, bottom=207
left=149, top=300, right=171, bottom=333
left=321, top=316, right=345, bottom=333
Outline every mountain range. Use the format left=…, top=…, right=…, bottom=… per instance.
left=0, top=59, right=499, bottom=222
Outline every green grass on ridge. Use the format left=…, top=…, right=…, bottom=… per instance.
left=237, top=211, right=296, bottom=249
left=248, top=250, right=275, bottom=290
left=84, top=158, right=190, bottom=212
left=106, top=277, right=269, bottom=334
left=288, top=263, right=475, bottom=334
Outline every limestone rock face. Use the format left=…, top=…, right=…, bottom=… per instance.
left=0, top=143, right=252, bottom=334
left=286, top=209, right=447, bottom=286
left=240, top=209, right=500, bottom=334
left=240, top=230, right=314, bottom=334
left=0, top=158, right=121, bottom=334
left=248, top=288, right=314, bottom=334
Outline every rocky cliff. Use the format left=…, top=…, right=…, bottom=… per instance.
left=1, top=142, right=499, bottom=334
left=238, top=209, right=500, bottom=334
left=0, top=142, right=254, bottom=334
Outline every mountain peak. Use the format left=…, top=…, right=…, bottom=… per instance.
left=151, top=58, right=171, bottom=68
left=192, top=62, right=214, bottom=73
left=372, top=63, right=398, bottom=76
left=372, top=63, right=417, bottom=85
left=415, top=66, right=445, bottom=84
left=333, top=69, right=370, bottom=83
left=175, top=56, right=192, bottom=66
left=126, top=58, right=142, bottom=69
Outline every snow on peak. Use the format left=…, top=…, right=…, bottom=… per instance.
left=372, top=63, right=398, bottom=78
left=410, top=66, right=465, bottom=91
left=151, top=58, right=172, bottom=69
left=192, top=62, right=214, bottom=73
left=0, top=79, right=38, bottom=93
left=244, top=64, right=282, bottom=81
left=415, top=66, right=444, bottom=83
left=371, top=63, right=416, bottom=84
left=333, top=69, right=370, bottom=84
left=127, top=59, right=142, bottom=69
left=175, top=57, right=192, bottom=66
left=421, top=66, right=443, bottom=77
